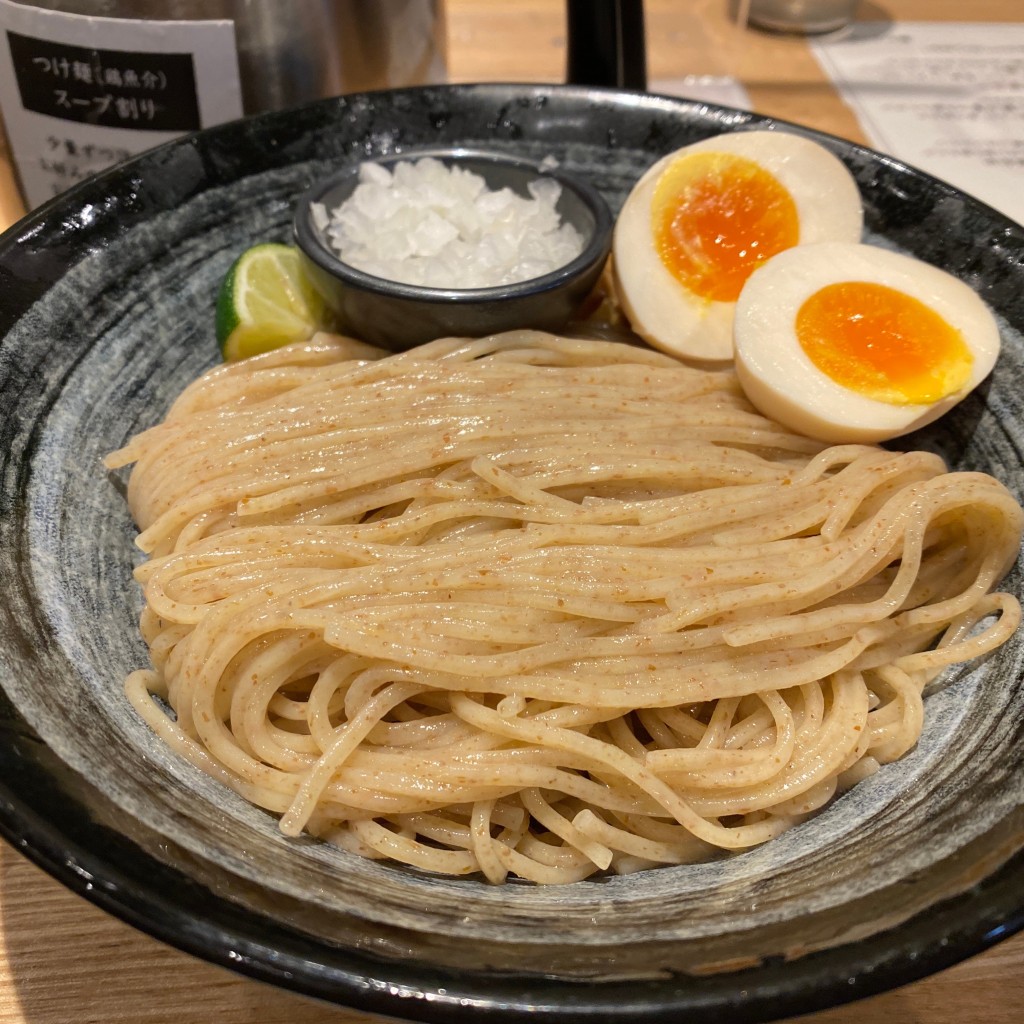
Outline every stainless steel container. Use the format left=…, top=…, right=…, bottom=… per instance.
left=3, top=0, right=447, bottom=112
left=0, top=0, right=447, bottom=206
left=746, top=0, right=858, bottom=35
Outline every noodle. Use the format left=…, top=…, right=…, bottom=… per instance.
left=105, top=330, right=1023, bottom=883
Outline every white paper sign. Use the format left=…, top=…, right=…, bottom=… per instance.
left=812, top=22, right=1024, bottom=227
left=0, top=0, right=244, bottom=207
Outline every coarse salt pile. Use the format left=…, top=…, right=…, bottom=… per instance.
left=312, top=157, right=585, bottom=289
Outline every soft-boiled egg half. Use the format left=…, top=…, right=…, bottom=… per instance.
left=612, top=130, right=863, bottom=362
left=734, top=241, right=1001, bottom=444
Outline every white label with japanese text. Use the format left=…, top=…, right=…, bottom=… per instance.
left=0, top=0, right=243, bottom=207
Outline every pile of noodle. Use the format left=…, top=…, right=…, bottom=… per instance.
left=105, top=331, right=1023, bottom=883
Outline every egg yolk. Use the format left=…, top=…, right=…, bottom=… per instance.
left=652, top=152, right=799, bottom=303
left=796, top=281, right=973, bottom=405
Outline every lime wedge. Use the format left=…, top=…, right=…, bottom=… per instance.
left=216, top=243, right=330, bottom=361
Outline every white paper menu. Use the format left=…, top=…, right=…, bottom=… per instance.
left=812, top=22, right=1024, bottom=227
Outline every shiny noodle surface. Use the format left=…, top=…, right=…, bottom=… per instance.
left=105, top=331, right=1023, bottom=883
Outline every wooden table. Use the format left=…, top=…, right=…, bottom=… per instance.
left=0, top=1, right=1022, bottom=1022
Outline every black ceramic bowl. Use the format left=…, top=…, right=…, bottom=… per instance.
left=293, top=147, right=613, bottom=349
left=0, top=84, right=1022, bottom=1024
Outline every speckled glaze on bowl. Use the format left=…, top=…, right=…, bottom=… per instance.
left=293, top=147, right=614, bottom=349
left=0, top=84, right=1022, bottom=1024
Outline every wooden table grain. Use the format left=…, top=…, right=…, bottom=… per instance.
left=1, top=2, right=1022, bottom=1022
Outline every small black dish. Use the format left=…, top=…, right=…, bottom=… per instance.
left=292, top=147, right=614, bottom=350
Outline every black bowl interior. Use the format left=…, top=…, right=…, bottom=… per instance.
left=0, top=83, right=1023, bottom=1024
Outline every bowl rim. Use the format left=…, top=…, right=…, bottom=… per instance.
left=0, top=79, right=1022, bottom=1024
left=2, top=719, right=1022, bottom=1024
left=291, top=145, right=614, bottom=303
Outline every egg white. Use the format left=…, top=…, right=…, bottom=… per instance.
left=733, top=241, right=1001, bottom=444
left=612, top=130, right=864, bottom=364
